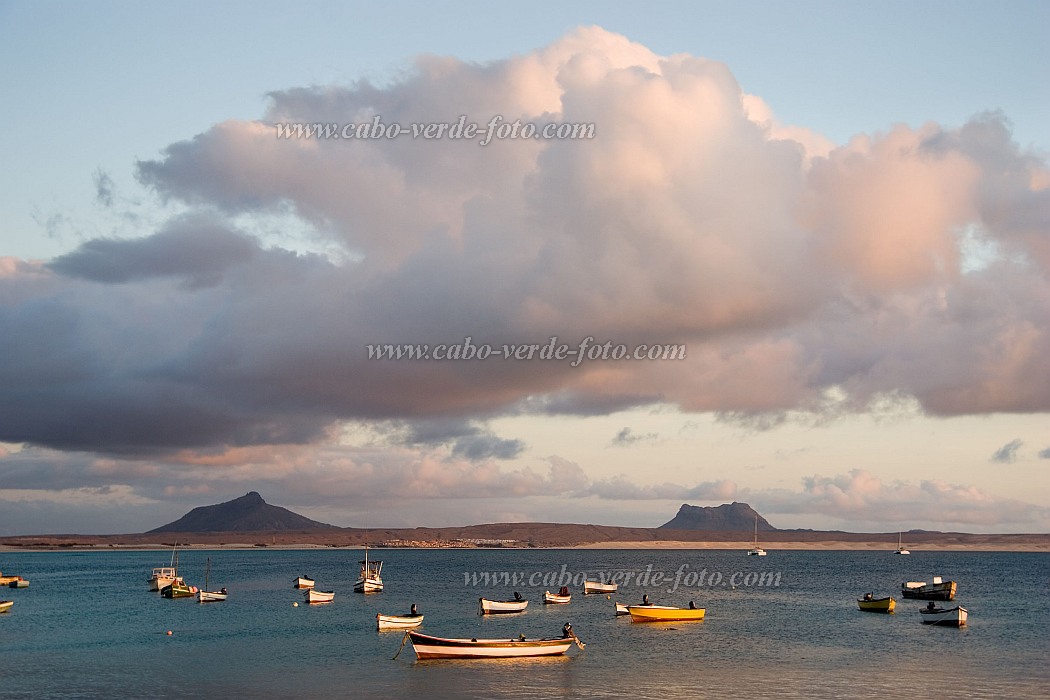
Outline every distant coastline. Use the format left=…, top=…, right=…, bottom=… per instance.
left=2, top=524, right=1047, bottom=552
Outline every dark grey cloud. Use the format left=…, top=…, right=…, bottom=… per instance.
left=991, top=439, right=1024, bottom=463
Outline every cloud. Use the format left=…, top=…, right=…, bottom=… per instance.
left=991, top=439, right=1024, bottom=463
left=1, top=26, right=1049, bottom=463
left=1039, top=448, right=1050, bottom=459
left=609, top=427, right=659, bottom=447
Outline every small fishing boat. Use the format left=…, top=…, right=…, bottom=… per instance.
left=857, top=593, right=896, bottom=613
left=7, top=577, right=29, bottom=588
left=920, top=604, right=968, bottom=627
left=197, top=558, right=227, bottom=603
left=0, top=600, right=12, bottom=613
left=377, top=605, right=423, bottom=630
left=627, top=604, right=706, bottom=622
left=894, top=532, right=911, bottom=555
left=543, top=586, right=572, bottom=604
left=747, top=515, right=767, bottom=556
left=0, top=575, right=21, bottom=585
left=161, top=580, right=198, bottom=599
left=149, top=543, right=182, bottom=591
left=902, top=576, right=957, bottom=601
left=615, top=602, right=630, bottom=616
left=294, top=575, right=315, bottom=589
left=304, top=589, right=335, bottom=604
left=479, top=594, right=529, bottom=614
left=405, top=624, right=585, bottom=660
left=354, top=546, right=383, bottom=593
left=583, top=580, right=617, bottom=594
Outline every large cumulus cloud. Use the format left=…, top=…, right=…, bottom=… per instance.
left=1, top=26, right=1048, bottom=463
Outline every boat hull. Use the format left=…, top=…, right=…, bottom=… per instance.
left=148, top=567, right=179, bottom=591
left=161, top=582, right=197, bottom=599
left=902, top=580, right=956, bottom=601
left=628, top=605, right=706, bottom=622
left=857, top=596, right=896, bottom=613
left=7, top=578, right=29, bottom=588
left=294, top=577, right=315, bottom=589
left=543, top=591, right=571, bottom=604
left=614, top=602, right=630, bottom=616
left=408, top=631, right=573, bottom=659
left=198, top=590, right=227, bottom=602
left=920, top=606, right=968, bottom=627
left=354, top=578, right=383, bottom=593
left=583, top=581, right=617, bottom=594
left=747, top=548, right=767, bottom=556
left=479, top=598, right=528, bottom=614
left=377, top=613, right=424, bottom=630
left=304, top=589, right=335, bottom=604
left=0, top=600, right=12, bottom=614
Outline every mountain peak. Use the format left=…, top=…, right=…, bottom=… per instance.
left=148, top=492, right=335, bottom=533
left=658, top=502, right=776, bottom=531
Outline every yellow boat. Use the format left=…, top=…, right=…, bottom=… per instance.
left=627, top=604, right=706, bottom=622
left=857, top=594, right=896, bottom=613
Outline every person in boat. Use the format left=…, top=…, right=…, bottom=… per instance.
left=927, top=601, right=937, bottom=611
left=514, top=591, right=523, bottom=602
left=689, top=601, right=696, bottom=609
left=864, top=593, right=873, bottom=601
left=562, top=622, right=574, bottom=638
left=220, top=587, right=227, bottom=595
left=559, top=586, right=569, bottom=596
left=642, top=594, right=650, bottom=605
left=410, top=603, right=418, bottom=616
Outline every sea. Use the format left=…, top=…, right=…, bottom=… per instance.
left=0, top=548, right=1047, bottom=699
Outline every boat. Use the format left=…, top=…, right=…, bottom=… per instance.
left=902, top=576, right=957, bottom=601
left=0, top=600, right=12, bottom=614
left=7, top=577, right=29, bottom=588
left=0, top=575, right=21, bottom=585
left=543, top=586, right=572, bottom=604
left=920, top=604, right=968, bottom=627
left=857, top=593, right=896, bottom=613
left=354, top=546, right=383, bottom=593
left=628, top=604, right=706, bottom=622
left=377, top=605, right=423, bottom=630
left=197, top=558, right=227, bottom=603
left=747, top=515, right=767, bottom=556
left=894, top=532, right=911, bottom=555
left=148, top=543, right=183, bottom=591
left=161, top=580, right=198, bottom=599
left=304, top=589, right=335, bottom=604
left=615, top=602, right=630, bottom=616
left=294, top=575, right=315, bottom=589
left=479, top=594, right=529, bottom=614
left=406, top=624, right=584, bottom=660
left=583, top=580, right=617, bottom=594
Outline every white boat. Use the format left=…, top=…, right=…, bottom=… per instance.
left=377, top=606, right=423, bottom=630
left=0, top=600, right=12, bottom=614
left=294, top=575, right=315, bottom=589
left=148, top=543, right=182, bottom=591
left=543, top=587, right=572, bottom=604
left=894, top=532, right=911, bottom=555
left=354, top=546, right=383, bottom=593
left=407, top=625, right=584, bottom=659
left=7, top=577, right=29, bottom=588
left=479, top=595, right=529, bottom=614
left=747, top=515, right=767, bottom=556
left=615, top=602, right=630, bottom=616
left=920, top=604, right=968, bottom=627
left=197, top=558, right=227, bottom=603
left=583, top=580, right=617, bottom=594
left=304, top=589, right=335, bottom=604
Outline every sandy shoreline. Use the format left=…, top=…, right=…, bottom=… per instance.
left=2, top=540, right=1047, bottom=553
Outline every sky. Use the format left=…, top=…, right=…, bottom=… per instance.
left=1, top=1, right=1049, bottom=535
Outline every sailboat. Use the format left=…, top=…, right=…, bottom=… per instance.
left=354, top=545, right=383, bottom=593
left=894, top=532, right=910, bottom=555
left=197, top=557, right=228, bottom=602
left=747, top=515, right=767, bottom=556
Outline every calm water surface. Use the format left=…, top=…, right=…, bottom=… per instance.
left=0, top=548, right=1047, bottom=698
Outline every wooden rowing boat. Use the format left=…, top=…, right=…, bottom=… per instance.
left=902, top=576, right=956, bottom=601
left=627, top=604, right=706, bottom=622
left=304, top=588, right=335, bottom=604
left=407, top=625, right=584, bottom=659
left=920, top=604, right=968, bottom=627
left=583, top=580, right=617, bottom=594
left=543, top=586, right=571, bottom=604
left=377, top=613, right=424, bottom=630
left=294, top=575, right=315, bottom=589
left=857, top=594, right=896, bottom=613
left=0, top=600, right=12, bottom=614
left=479, top=596, right=528, bottom=614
